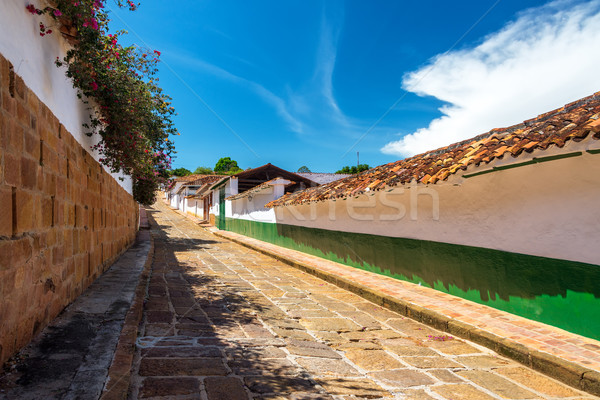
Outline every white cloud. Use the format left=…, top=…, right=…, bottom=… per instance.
left=382, top=0, right=600, bottom=157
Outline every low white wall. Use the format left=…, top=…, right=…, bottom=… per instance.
left=170, top=194, right=179, bottom=209
left=230, top=192, right=277, bottom=223
left=274, top=142, right=600, bottom=265
left=0, top=1, right=131, bottom=193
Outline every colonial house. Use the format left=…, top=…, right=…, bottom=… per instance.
left=165, top=174, right=202, bottom=209
left=207, top=164, right=319, bottom=229
left=219, top=92, right=600, bottom=341
left=180, top=175, right=222, bottom=220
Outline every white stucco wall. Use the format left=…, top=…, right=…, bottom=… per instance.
left=169, top=193, right=179, bottom=209
left=230, top=192, right=277, bottom=223
left=274, top=140, right=600, bottom=265
left=184, top=197, right=200, bottom=216
left=0, top=1, right=132, bottom=193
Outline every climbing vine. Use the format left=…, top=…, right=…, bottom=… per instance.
left=27, top=0, right=177, bottom=205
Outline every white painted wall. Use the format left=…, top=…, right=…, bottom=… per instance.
left=273, top=140, right=600, bottom=266
left=0, top=1, right=132, bottom=193
left=169, top=193, right=179, bottom=209
left=229, top=180, right=291, bottom=223
left=209, top=188, right=220, bottom=217
left=231, top=192, right=277, bottom=223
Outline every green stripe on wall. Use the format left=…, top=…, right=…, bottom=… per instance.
left=223, top=217, right=600, bottom=340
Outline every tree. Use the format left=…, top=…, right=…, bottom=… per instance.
left=297, top=166, right=311, bottom=173
left=214, top=157, right=241, bottom=174
left=336, top=164, right=370, bottom=174
left=194, top=166, right=213, bottom=175
left=170, top=167, right=192, bottom=177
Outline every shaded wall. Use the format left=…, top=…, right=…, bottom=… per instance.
left=0, top=55, right=138, bottom=365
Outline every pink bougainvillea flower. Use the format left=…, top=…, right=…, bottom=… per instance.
left=90, top=81, right=98, bottom=90
left=26, top=4, right=38, bottom=14
left=53, top=9, right=62, bottom=16
left=153, top=50, right=161, bottom=57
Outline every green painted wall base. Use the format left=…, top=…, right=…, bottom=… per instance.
left=223, top=217, right=600, bottom=341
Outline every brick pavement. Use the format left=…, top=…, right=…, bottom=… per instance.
left=129, top=201, right=598, bottom=399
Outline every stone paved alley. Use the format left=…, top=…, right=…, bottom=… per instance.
left=124, top=201, right=598, bottom=400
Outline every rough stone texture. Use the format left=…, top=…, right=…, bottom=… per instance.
left=0, top=53, right=138, bottom=367
left=204, top=377, right=249, bottom=400
left=368, top=369, right=435, bottom=387
left=344, top=349, right=405, bottom=371
left=496, top=367, right=582, bottom=397
left=140, top=377, right=200, bottom=398
left=296, top=357, right=361, bottom=377
left=0, top=234, right=150, bottom=399
left=401, top=356, right=464, bottom=369
left=123, top=201, right=600, bottom=400
left=433, top=383, right=497, bottom=400
left=315, top=377, right=389, bottom=398
left=457, top=370, right=538, bottom=399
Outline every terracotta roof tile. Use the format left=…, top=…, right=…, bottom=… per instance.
left=267, top=91, right=600, bottom=208
left=225, top=178, right=295, bottom=201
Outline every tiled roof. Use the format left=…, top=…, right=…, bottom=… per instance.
left=268, top=92, right=600, bottom=207
left=225, top=178, right=295, bottom=201
left=186, top=175, right=223, bottom=187
left=173, top=174, right=204, bottom=183
left=209, top=163, right=317, bottom=191
left=176, top=175, right=222, bottom=195
left=296, top=173, right=352, bottom=185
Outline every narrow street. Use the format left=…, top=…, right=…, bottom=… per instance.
left=125, top=201, right=596, bottom=400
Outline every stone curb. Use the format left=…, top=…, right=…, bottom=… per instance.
left=212, top=230, right=600, bottom=397
left=100, top=224, right=155, bottom=399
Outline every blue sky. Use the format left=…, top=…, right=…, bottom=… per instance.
left=108, top=0, right=600, bottom=173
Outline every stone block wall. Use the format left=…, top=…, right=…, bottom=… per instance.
left=0, top=53, right=139, bottom=365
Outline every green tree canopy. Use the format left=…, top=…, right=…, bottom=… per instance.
left=170, top=167, right=192, bottom=177
left=194, top=166, right=213, bottom=175
left=297, top=166, right=311, bottom=173
left=214, top=157, right=242, bottom=175
left=335, top=164, right=370, bottom=174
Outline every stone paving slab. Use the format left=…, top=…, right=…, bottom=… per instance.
left=125, top=201, right=600, bottom=399
left=212, top=221, right=600, bottom=396
left=0, top=228, right=152, bottom=400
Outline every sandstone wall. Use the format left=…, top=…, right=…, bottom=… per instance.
left=0, top=54, right=138, bottom=365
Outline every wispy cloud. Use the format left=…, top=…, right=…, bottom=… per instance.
left=313, top=13, right=348, bottom=126
left=168, top=6, right=359, bottom=140
left=382, top=0, right=600, bottom=157
left=170, top=52, right=304, bottom=133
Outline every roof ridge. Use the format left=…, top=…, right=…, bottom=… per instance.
left=267, top=91, right=600, bottom=208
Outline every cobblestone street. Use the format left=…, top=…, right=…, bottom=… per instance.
left=128, top=201, right=597, bottom=400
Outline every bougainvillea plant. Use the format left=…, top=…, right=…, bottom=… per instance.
left=27, top=0, right=177, bottom=205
